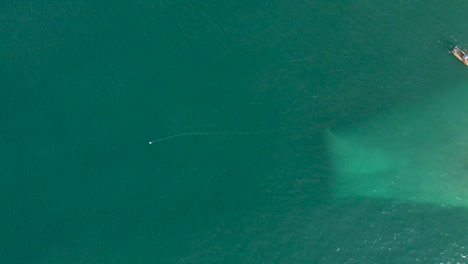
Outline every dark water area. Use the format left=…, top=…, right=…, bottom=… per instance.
left=2, top=1, right=468, bottom=263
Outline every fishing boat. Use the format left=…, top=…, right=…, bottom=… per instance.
left=451, top=46, right=468, bottom=66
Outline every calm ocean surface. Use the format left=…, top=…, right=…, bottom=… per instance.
left=2, top=1, right=468, bottom=263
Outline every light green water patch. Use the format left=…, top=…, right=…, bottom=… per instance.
left=326, top=82, right=468, bottom=207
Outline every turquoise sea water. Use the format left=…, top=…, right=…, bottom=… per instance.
left=2, top=1, right=468, bottom=263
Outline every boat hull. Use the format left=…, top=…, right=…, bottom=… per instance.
left=452, top=46, right=468, bottom=66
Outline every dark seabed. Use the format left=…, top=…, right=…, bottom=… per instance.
left=2, top=1, right=468, bottom=263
